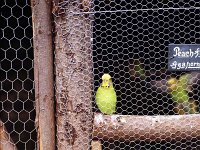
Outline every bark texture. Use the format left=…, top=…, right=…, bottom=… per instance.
left=53, top=0, right=93, bottom=149
left=93, top=113, right=200, bottom=141
left=31, top=0, right=55, bottom=149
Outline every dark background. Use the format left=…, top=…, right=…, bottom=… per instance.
left=93, top=0, right=200, bottom=149
left=0, top=0, right=36, bottom=149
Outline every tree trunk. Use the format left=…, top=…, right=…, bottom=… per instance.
left=53, top=0, right=93, bottom=149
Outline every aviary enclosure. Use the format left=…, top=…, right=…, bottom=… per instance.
left=1, top=0, right=200, bottom=150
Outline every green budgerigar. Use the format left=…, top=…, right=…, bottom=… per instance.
left=167, top=76, right=189, bottom=104
left=167, top=74, right=197, bottom=114
left=96, top=73, right=117, bottom=114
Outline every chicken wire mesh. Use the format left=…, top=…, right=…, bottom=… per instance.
left=53, top=0, right=93, bottom=149
left=92, top=0, right=200, bottom=149
left=53, top=0, right=200, bottom=150
left=0, top=0, right=36, bottom=150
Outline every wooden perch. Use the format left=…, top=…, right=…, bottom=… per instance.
left=149, top=72, right=200, bottom=93
left=93, top=113, right=200, bottom=141
left=0, top=120, right=17, bottom=150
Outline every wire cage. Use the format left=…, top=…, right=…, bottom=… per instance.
left=53, top=0, right=200, bottom=150
left=1, top=0, right=200, bottom=150
left=0, top=0, right=36, bottom=150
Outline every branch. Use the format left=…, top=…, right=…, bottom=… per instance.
left=0, top=120, right=17, bottom=150
left=149, top=72, right=200, bottom=93
left=93, top=113, right=200, bottom=141
left=91, top=140, right=102, bottom=150
left=31, top=0, right=55, bottom=149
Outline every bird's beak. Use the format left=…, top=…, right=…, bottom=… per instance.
left=102, top=80, right=110, bottom=87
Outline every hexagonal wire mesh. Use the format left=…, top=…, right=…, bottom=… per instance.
left=92, top=0, right=200, bottom=149
left=53, top=0, right=200, bottom=150
left=0, top=0, right=37, bottom=150
left=53, top=0, right=93, bottom=149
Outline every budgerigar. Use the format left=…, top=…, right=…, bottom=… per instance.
left=167, top=74, right=197, bottom=114
left=95, top=73, right=117, bottom=115
left=129, top=59, right=146, bottom=80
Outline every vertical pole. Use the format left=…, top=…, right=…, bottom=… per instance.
left=53, top=0, right=93, bottom=149
left=31, top=0, right=55, bottom=150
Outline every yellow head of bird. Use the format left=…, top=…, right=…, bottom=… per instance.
left=101, top=73, right=112, bottom=88
left=167, top=78, right=177, bottom=91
